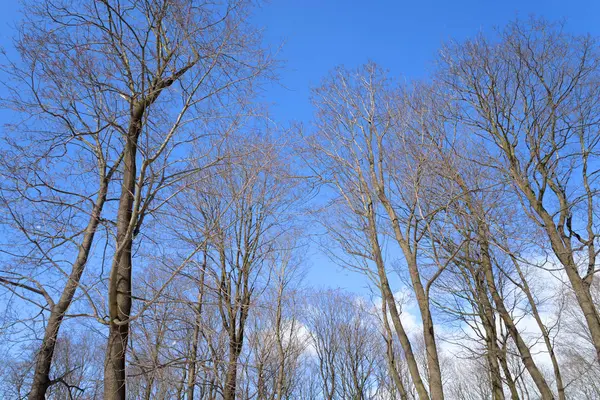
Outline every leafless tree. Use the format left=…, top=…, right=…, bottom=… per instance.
left=307, top=63, right=452, bottom=399
left=408, top=84, right=556, bottom=398
left=167, top=132, right=301, bottom=400
left=303, top=290, right=382, bottom=400
left=3, top=6, right=600, bottom=400
left=1, top=0, right=272, bottom=398
left=439, top=17, right=600, bottom=363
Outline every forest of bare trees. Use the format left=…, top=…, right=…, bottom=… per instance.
left=0, top=1, right=599, bottom=399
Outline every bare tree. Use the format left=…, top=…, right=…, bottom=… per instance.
left=412, top=85, right=556, bottom=398
left=439, top=18, right=600, bottom=363
left=307, top=63, right=453, bottom=399
left=303, top=290, right=381, bottom=400
left=1, top=0, right=272, bottom=398
left=171, top=133, right=300, bottom=400
left=3, top=7, right=600, bottom=400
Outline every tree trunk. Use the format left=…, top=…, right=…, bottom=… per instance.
left=510, top=255, right=565, bottom=399
left=187, top=259, right=206, bottom=400
left=498, top=337, right=520, bottom=400
left=223, top=342, right=240, bottom=400
left=274, top=286, right=286, bottom=400
left=479, top=229, right=554, bottom=400
left=366, top=201, right=430, bottom=400
left=104, top=108, right=142, bottom=399
left=562, top=259, right=600, bottom=361
left=474, top=268, right=505, bottom=400
left=382, top=300, right=409, bottom=400
left=514, top=166, right=600, bottom=362
left=451, top=163, right=553, bottom=399
left=29, top=178, right=110, bottom=400
left=378, top=196, right=444, bottom=400
left=186, top=316, right=200, bottom=400
left=407, top=256, right=444, bottom=400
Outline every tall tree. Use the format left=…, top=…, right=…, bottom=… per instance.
left=440, top=18, right=600, bottom=362
left=308, top=63, right=451, bottom=399
left=1, top=0, right=271, bottom=398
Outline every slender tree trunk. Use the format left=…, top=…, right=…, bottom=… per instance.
left=513, top=166, right=600, bottom=362
left=186, top=312, right=201, bottom=400
left=274, top=286, right=286, bottom=400
left=382, top=299, right=409, bottom=400
left=479, top=229, right=554, bottom=400
left=497, top=336, right=520, bottom=400
left=187, top=258, right=206, bottom=400
left=377, top=196, right=444, bottom=399
left=223, top=340, right=241, bottom=400
left=29, top=177, right=110, bottom=400
left=406, top=254, right=444, bottom=400
left=105, top=107, right=143, bottom=399
left=474, top=268, right=505, bottom=400
left=176, top=366, right=186, bottom=400
left=143, top=377, right=154, bottom=400
left=103, top=62, right=187, bottom=398
left=509, top=255, right=565, bottom=399
left=451, top=164, right=553, bottom=399
left=561, top=258, right=600, bottom=361
left=378, top=255, right=429, bottom=400
left=366, top=201, right=430, bottom=400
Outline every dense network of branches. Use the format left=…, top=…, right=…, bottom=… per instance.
left=0, top=2, right=599, bottom=399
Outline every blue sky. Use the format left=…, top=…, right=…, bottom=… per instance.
left=1, top=0, right=599, bottom=292
left=252, top=0, right=600, bottom=125
left=250, top=0, right=600, bottom=291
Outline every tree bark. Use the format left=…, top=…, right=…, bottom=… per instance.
left=375, top=191, right=444, bottom=400
left=382, top=299, right=409, bottom=400
left=449, top=155, right=554, bottom=399
left=366, top=201, right=430, bottom=400
left=104, top=106, right=143, bottom=399
left=474, top=268, right=505, bottom=400
left=478, top=228, right=554, bottom=400
left=274, top=285, right=287, bottom=400
left=29, top=175, right=111, bottom=400
left=509, top=255, right=565, bottom=399
left=380, top=200, right=444, bottom=400
left=497, top=337, right=520, bottom=400
left=223, top=340, right=241, bottom=400
left=513, top=165, right=600, bottom=363
left=187, top=258, right=206, bottom=400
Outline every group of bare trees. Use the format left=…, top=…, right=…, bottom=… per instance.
left=0, top=1, right=599, bottom=398
left=303, top=18, right=600, bottom=400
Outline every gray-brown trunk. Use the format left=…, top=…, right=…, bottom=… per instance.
left=382, top=300, right=409, bottom=400
left=479, top=230, right=554, bottom=400
left=366, top=202, right=430, bottom=400
left=29, top=181, right=109, bottom=400
left=223, top=344, right=240, bottom=400
left=104, top=113, right=140, bottom=399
